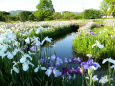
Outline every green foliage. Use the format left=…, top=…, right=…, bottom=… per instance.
left=73, top=26, right=115, bottom=58
left=17, top=11, right=32, bottom=21
left=100, top=0, right=115, bottom=16
left=104, top=0, right=115, bottom=3
left=25, top=25, right=78, bottom=40
left=76, top=13, right=84, bottom=19
left=34, top=10, right=53, bottom=21
left=61, top=11, right=77, bottom=20
left=52, top=12, right=62, bottom=20
left=35, top=0, right=55, bottom=21
left=100, top=0, right=109, bottom=16
left=107, top=5, right=115, bottom=16
left=28, top=14, right=36, bottom=21
left=36, top=0, right=55, bottom=12
left=0, top=11, right=10, bottom=21
left=9, top=15, right=18, bottom=21
left=92, top=20, right=105, bottom=24
left=1, top=21, right=115, bottom=86
left=52, top=11, right=83, bottom=20
left=83, top=9, right=102, bottom=19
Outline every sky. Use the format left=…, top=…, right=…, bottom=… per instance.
left=0, top=0, right=103, bottom=12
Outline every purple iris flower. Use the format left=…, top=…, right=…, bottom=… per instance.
left=30, top=46, right=36, bottom=51
left=64, top=58, right=68, bottom=63
left=85, top=35, right=89, bottom=37
left=23, top=47, right=28, bottom=50
left=68, top=59, right=72, bottom=63
left=50, top=55, right=56, bottom=61
left=90, top=63, right=97, bottom=67
left=49, top=55, right=63, bottom=66
left=62, top=67, right=72, bottom=76
left=81, top=62, right=89, bottom=70
left=56, top=57, right=63, bottom=66
left=90, top=32, right=97, bottom=35
left=73, top=67, right=83, bottom=74
left=72, top=57, right=83, bottom=64
left=90, top=32, right=94, bottom=35
left=64, top=57, right=82, bottom=64
left=64, top=58, right=72, bottom=63
left=40, top=57, right=47, bottom=64
left=45, top=67, right=61, bottom=77
left=87, top=58, right=93, bottom=64
left=81, top=58, right=97, bottom=70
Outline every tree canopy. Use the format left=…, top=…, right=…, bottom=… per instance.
left=100, top=0, right=115, bottom=16
left=61, top=11, right=77, bottom=20
left=0, top=11, right=10, bottom=21
left=83, top=9, right=101, bottom=19
left=35, top=0, right=55, bottom=21
left=17, top=11, right=32, bottom=21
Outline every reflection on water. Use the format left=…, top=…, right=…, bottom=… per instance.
left=41, top=32, right=77, bottom=58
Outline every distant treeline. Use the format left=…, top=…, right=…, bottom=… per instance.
left=0, top=0, right=114, bottom=22
left=0, top=9, right=103, bottom=22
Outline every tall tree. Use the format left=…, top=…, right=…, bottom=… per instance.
left=34, top=0, right=55, bottom=21
left=17, top=11, right=32, bottom=21
left=100, top=0, right=115, bottom=16
left=100, top=0, right=109, bottom=16
left=47, top=0, right=55, bottom=13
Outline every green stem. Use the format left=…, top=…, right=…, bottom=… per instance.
left=62, top=77, right=65, bottom=86
left=108, top=62, right=111, bottom=84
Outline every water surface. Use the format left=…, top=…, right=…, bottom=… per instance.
left=41, top=32, right=77, bottom=58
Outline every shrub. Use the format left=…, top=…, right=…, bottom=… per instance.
left=0, top=11, right=11, bottom=21
left=76, top=13, right=84, bottom=19
left=52, top=12, right=62, bottom=20
left=28, top=13, right=37, bottom=21
left=83, top=9, right=102, bottom=19
left=61, top=11, right=77, bottom=20
left=17, top=11, right=32, bottom=21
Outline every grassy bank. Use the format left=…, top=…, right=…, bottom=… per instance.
left=73, top=25, right=115, bottom=59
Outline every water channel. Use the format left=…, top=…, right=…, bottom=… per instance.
left=41, top=32, right=77, bottom=58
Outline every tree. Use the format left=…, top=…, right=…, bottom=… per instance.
left=28, top=13, right=36, bottom=21
left=100, top=0, right=109, bottom=16
left=100, top=0, right=115, bottom=16
left=105, top=0, right=115, bottom=3
left=47, top=0, right=55, bottom=13
left=9, top=15, right=18, bottom=21
left=0, top=11, right=10, bottom=21
left=76, top=13, right=84, bottom=19
left=61, top=11, right=77, bottom=20
left=34, top=0, right=55, bottom=21
left=18, top=11, right=32, bottom=21
left=52, top=12, right=62, bottom=20
left=83, top=9, right=102, bottom=19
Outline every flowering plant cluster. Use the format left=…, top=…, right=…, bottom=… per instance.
left=73, top=21, right=115, bottom=58
left=0, top=20, right=115, bottom=86
left=0, top=21, right=79, bottom=36
left=33, top=55, right=101, bottom=79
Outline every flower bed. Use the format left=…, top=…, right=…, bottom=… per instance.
left=73, top=22, right=115, bottom=58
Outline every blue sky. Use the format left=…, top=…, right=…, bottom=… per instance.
left=0, top=0, right=103, bottom=12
